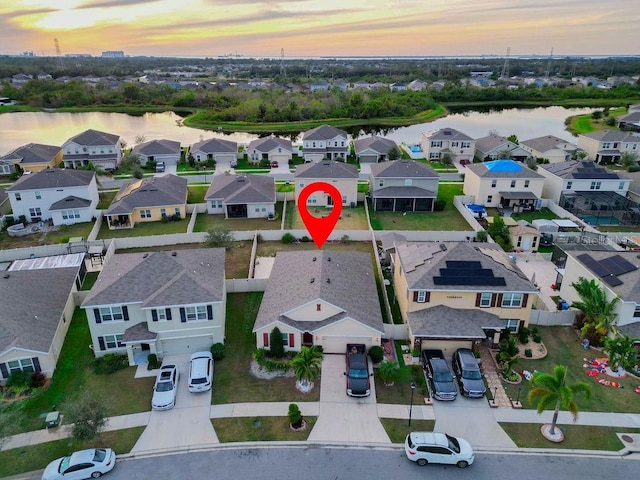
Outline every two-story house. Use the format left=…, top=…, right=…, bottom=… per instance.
left=301, top=125, right=349, bottom=162
left=0, top=143, right=63, bottom=174
left=353, top=136, right=398, bottom=163
left=463, top=159, right=544, bottom=209
left=246, top=136, right=292, bottom=165
left=81, top=249, right=226, bottom=365
left=189, top=138, right=238, bottom=164
left=62, top=129, right=122, bottom=171
left=474, top=134, right=531, bottom=162
left=420, top=128, right=475, bottom=163
left=205, top=174, right=276, bottom=218
left=577, top=130, right=640, bottom=164
left=369, top=160, right=439, bottom=212
left=7, top=169, right=99, bottom=225
left=520, top=135, right=581, bottom=164
left=294, top=161, right=358, bottom=207
left=393, top=241, right=538, bottom=355
left=253, top=251, right=384, bottom=354
left=131, top=139, right=181, bottom=167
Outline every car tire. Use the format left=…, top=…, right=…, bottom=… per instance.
left=91, top=472, right=103, bottom=478
left=456, top=461, right=469, bottom=468
left=417, top=459, right=428, bottom=466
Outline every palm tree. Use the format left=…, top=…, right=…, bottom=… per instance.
left=528, top=365, right=592, bottom=437
left=604, top=334, right=640, bottom=372
left=570, top=277, right=619, bottom=338
left=498, top=336, right=520, bottom=378
left=377, top=360, right=401, bottom=386
left=290, top=346, right=323, bottom=391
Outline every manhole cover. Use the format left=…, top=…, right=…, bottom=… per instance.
left=621, top=434, right=634, bottom=444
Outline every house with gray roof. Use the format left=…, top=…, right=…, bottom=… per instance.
left=62, top=129, right=122, bottom=171
left=393, top=242, right=537, bottom=354
left=104, top=174, right=187, bottom=229
left=205, top=174, right=276, bottom=218
left=353, top=135, right=398, bottom=163
left=0, top=143, right=63, bottom=174
left=246, top=136, right=292, bottom=165
left=7, top=169, right=99, bottom=225
left=577, top=130, right=640, bottom=164
left=131, top=139, right=181, bottom=167
left=0, top=254, right=84, bottom=384
left=616, top=111, right=640, bottom=132
left=189, top=138, right=238, bottom=165
left=301, top=125, right=349, bottom=162
left=369, top=160, right=438, bottom=212
left=81, top=249, right=226, bottom=364
left=474, top=134, right=531, bottom=162
left=253, top=251, right=384, bottom=354
left=294, top=161, right=358, bottom=206
left=520, top=135, right=580, bottom=164
left=420, top=128, right=475, bottom=163
left=463, top=159, right=544, bottom=208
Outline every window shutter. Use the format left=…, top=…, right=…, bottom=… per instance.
left=207, top=305, right=213, bottom=320
left=152, top=310, right=158, bottom=322
left=490, top=294, right=497, bottom=307
left=425, top=291, right=430, bottom=302
left=180, top=308, right=186, bottom=323
left=497, top=293, right=503, bottom=307
left=166, top=308, right=172, bottom=320
left=289, top=333, right=295, bottom=347
left=32, top=357, right=41, bottom=373
left=522, top=294, right=529, bottom=308
left=98, top=336, right=106, bottom=351
left=0, top=363, right=8, bottom=379
left=94, top=308, right=102, bottom=324
left=413, top=291, right=418, bottom=302
left=122, top=306, right=129, bottom=321
left=263, top=332, right=269, bottom=347
left=475, top=293, right=481, bottom=307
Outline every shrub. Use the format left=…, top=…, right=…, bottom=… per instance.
left=476, top=230, right=488, bottom=242
left=66, top=393, right=109, bottom=441
left=281, top=232, right=295, bottom=244
left=210, top=343, right=226, bottom=360
left=30, top=371, right=47, bottom=388
left=269, top=327, right=285, bottom=358
left=5, top=371, right=31, bottom=389
left=341, top=234, right=350, bottom=244
left=518, top=327, right=530, bottom=344
left=4, top=215, right=16, bottom=228
left=92, top=353, right=128, bottom=375
left=256, top=233, right=264, bottom=243
left=204, top=226, right=235, bottom=250
left=300, top=235, right=311, bottom=242
left=532, top=332, right=542, bottom=343
left=147, top=354, right=160, bottom=370
left=627, top=165, right=640, bottom=173
left=524, top=348, right=533, bottom=358
left=253, top=348, right=291, bottom=371
left=18, top=215, right=27, bottom=225
left=131, top=166, right=144, bottom=179
left=171, top=213, right=181, bottom=221
left=368, top=345, right=384, bottom=363
left=288, top=403, right=302, bottom=427
left=433, top=199, right=446, bottom=211
left=9, top=171, right=21, bottom=181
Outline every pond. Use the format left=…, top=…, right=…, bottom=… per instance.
left=0, top=106, right=595, bottom=153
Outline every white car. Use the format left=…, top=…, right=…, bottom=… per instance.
left=152, top=364, right=179, bottom=410
left=42, top=448, right=116, bottom=480
left=405, top=432, right=475, bottom=468
left=188, top=351, right=213, bottom=393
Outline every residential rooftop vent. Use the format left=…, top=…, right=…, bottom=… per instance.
left=327, top=256, right=331, bottom=262
left=313, top=257, right=317, bottom=262
left=310, top=278, right=315, bottom=283
left=143, top=253, right=148, bottom=258
left=439, top=244, right=448, bottom=251
left=326, top=278, right=330, bottom=284
left=171, top=251, right=177, bottom=256
left=3, top=274, right=9, bottom=279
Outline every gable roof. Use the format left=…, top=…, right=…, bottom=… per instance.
left=474, top=134, right=510, bottom=154
left=396, top=241, right=536, bottom=292
left=540, top=160, right=625, bottom=180
left=0, top=143, right=61, bottom=165
left=132, top=139, right=181, bottom=156
left=205, top=174, right=275, bottom=204
left=253, top=250, right=383, bottom=333
left=580, top=130, right=639, bottom=142
left=247, top=136, right=292, bottom=153
left=294, top=160, right=358, bottom=179
left=82, top=249, right=225, bottom=308
left=302, top=124, right=347, bottom=141
left=370, top=159, right=438, bottom=178
left=353, top=136, right=397, bottom=155
left=191, top=137, right=237, bottom=154
left=66, top=128, right=120, bottom=146
left=105, top=174, right=187, bottom=215
left=520, top=135, right=575, bottom=153
left=423, top=128, right=473, bottom=142
left=50, top=195, right=93, bottom=210
left=7, top=168, right=95, bottom=191
left=466, top=159, right=543, bottom=179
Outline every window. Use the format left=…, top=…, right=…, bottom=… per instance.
left=431, top=141, right=442, bottom=148
left=308, top=196, right=317, bottom=204
left=417, top=291, right=427, bottom=303
left=451, top=141, right=459, bottom=147
left=281, top=333, right=289, bottom=346
left=61, top=209, right=80, bottom=219
left=404, top=179, right=413, bottom=186
left=15, top=192, right=21, bottom=201
left=532, top=236, right=538, bottom=248
left=517, top=236, right=522, bottom=247
left=503, top=319, right=520, bottom=333
left=487, top=195, right=493, bottom=203
left=28, top=207, right=42, bottom=217
left=461, top=141, right=471, bottom=149
left=342, top=195, right=347, bottom=204
left=429, top=152, right=440, bottom=159
left=566, top=181, right=572, bottom=190
left=104, top=334, right=124, bottom=350
left=491, top=180, right=497, bottom=188
left=35, top=191, right=41, bottom=199
left=524, top=180, right=530, bottom=188
left=8, top=358, right=34, bottom=374
left=160, top=208, right=166, bottom=217
left=175, top=208, right=180, bottom=216
left=590, top=181, right=601, bottom=190
left=634, top=305, right=640, bottom=318
left=100, top=306, right=124, bottom=321
left=501, top=293, right=523, bottom=307
left=602, top=142, right=611, bottom=149
left=378, top=180, right=384, bottom=187
left=140, top=209, right=152, bottom=218
left=186, top=305, right=207, bottom=321
left=0, top=165, right=10, bottom=174
left=157, top=309, right=167, bottom=321
left=479, top=292, right=492, bottom=307
left=619, top=182, right=625, bottom=190
left=312, top=142, right=316, bottom=148
left=510, top=180, right=516, bottom=188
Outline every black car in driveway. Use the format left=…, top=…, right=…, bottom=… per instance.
left=422, top=349, right=457, bottom=401
left=345, top=344, right=371, bottom=397
left=452, top=348, right=486, bottom=398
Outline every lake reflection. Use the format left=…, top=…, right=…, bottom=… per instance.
left=0, top=106, right=594, bottom=153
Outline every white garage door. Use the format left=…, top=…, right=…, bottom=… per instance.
left=214, top=153, right=237, bottom=163
left=271, top=154, right=289, bottom=163
left=359, top=154, right=378, bottom=163
left=160, top=336, right=213, bottom=356
left=420, top=340, right=472, bottom=359
left=321, top=336, right=373, bottom=354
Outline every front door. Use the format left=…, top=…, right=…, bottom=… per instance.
left=327, top=194, right=333, bottom=206
left=302, top=332, right=313, bottom=347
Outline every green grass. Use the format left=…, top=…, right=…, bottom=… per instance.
left=211, top=293, right=320, bottom=404
left=0, top=222, right=94, bottom=250
left=566, top=107, right=627, bottom=135
left=597, top=225, right=640, bottom=232
left=500, top=423, right=640, bottom=451
left=0, top=426, right=145, bottom=478
left=211, top=417, right=316, bottom=442
left=287, top=204, right=370, bottom=230
left=97, top=191, right=118, bottom=209
left=511, top=207, right=560, bottom=223
left=97, top=218, right=188, bottom=239
left=193, top=202, right=284, bottom=232
left=187, top=185, right=208, bottom=204
left=81, top=271, right=99, bottom=291
left=374, top=362, right=428, bottom=404
left=380, top=419, right=436, bottom=443
left=276, top=182, right=294, bottom=192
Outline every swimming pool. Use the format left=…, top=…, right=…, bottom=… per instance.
left=580, top=214, right=622, bottom=226
left=410, top=145, right=422, bottom=153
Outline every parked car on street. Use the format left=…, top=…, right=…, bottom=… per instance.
left=155, top=161, right=165, bottom=173
left=344, top=344, right=371, bottom=397
left=152, top=363, right=179, bottom=410
left=188, top=351, right=214, bottom=393
left=405, top=432, right=474, bottom=468
left=422, top=349, right=457, bottom=401
left=42, top=448, right=116, bottom=480
left=452, top=348, right=486, bottom=398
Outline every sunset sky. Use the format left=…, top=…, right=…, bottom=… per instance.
left=1, top=0, right=637, bottom=58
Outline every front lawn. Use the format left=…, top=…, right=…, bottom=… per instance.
left=211, top=417, right=317, bottom=442
left=0, top=222, right=95, bottom=250
left=193, top=202, right=284, bottom=232
left=97, top=218, right=188, bottom=239
left=511, top=207, right=559, bottom=223
left=380, top=419, right=436, bottom=443
left=285, top=203, right=369, bottom=230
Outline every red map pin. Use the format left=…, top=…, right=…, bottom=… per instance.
left=297, top=182, right=343, bottom=249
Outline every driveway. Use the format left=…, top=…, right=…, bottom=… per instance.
left=307, top=354, right=390, bottom=443
left=131, top=354, right=218, bottom=453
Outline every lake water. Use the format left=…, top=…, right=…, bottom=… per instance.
left=0, top=106, right=594, bottom=153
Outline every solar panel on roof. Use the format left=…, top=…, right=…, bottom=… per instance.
left=446, top=261, right=482, bottom=269
left=433, top=276, right=507, bottom=286
left=577, top=254, right=610, bottom=277
left=608, top=255, right=638, bottom=276
left=439, top=268, right=494, bottom=277
left=603, top=276, right=623, bottom=287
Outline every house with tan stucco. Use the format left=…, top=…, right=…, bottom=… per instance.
left=294, top=161, right=358, bottom=206
left=0, top=143, right=63, bottom=174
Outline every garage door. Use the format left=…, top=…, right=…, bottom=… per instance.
left=214, top=153, right=237, bottom=163
left=271, top=154, right=289, bottom=163
left=321, top=336, right=373, bottom=354
left=160, top=335, right=213, bottom=356
left=420, top=340, right=472, bottom=359
left=359, top=154, right=378, bottom=163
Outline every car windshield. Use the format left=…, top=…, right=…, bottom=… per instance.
left=446, top=434, right=461, bottom=453
left=59, top=455, right=72, bottom=473
left=93, top=449, right=107, bottom=462
left=463, top=369, right=482, bottom=380
left=434, top=372, right=453, bottom=382
left=156, top=382, right=174, bottom=392
left=349, top=369, right=369, bottom=379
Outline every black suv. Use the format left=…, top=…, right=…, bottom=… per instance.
left=452, top=348, right=486, bottom=398
left=422, top=349, right=457, bottom=401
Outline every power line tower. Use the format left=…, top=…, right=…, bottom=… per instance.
left=280, top=48, right=285, bottom=78
left=500, top=46, right=510, bottom=79
left=545, top=47, right=554, bottom=79
left=54, top=38, right=61, bottom=57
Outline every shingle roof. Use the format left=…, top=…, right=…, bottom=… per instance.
left=540, top=160, right=625, bottom=180
left=618, top=112, right=640, bottom=123
left=474, top=134, right=509, bottom=154
left=294, top=160, right=358, bottom=179
left=0, top=143, right=61, bottom=165
left=253, top=251, right=384, bottom=333
left=568, top=250, right=640, bottom=301
left=509, top=225, right=541, bottom=237
left=205, top=174, right=275, bottom=204
left=105, top=174, right=187, bottom=215
left=520, top=135, right=573, bottom=153
left=247, top=136, right=292, bottom=153
left=466, top=160, right=543, bottom=179
left=49, top=195, right=92, bottom=210
left=191, top=138, right=237, bottom=154
left=82, top=249, right=225, bottom=308
left=302, top=125, right=348, bottom=141
left=7, top=168, right=95, bottom=191
left=370, top=160, right=438, bottom=178
left=423, top=128, right=473, bottom=142
left=132, top=139, right=181, bottom=156
left=353, top=136, right=397, bottom=155
left=66, top=128, right=120, bottom=146
left=580, top=130, right=639, bottom=142
left=371, top=186, right=436, bottom=198
left=408, top=305, right=504, bottom=338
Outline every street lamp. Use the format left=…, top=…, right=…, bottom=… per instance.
left=516, top=387, right=522, bottom=405
left=493, top=386, right=498, bottom=406
left=408, top=381, right=417, bottom=426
